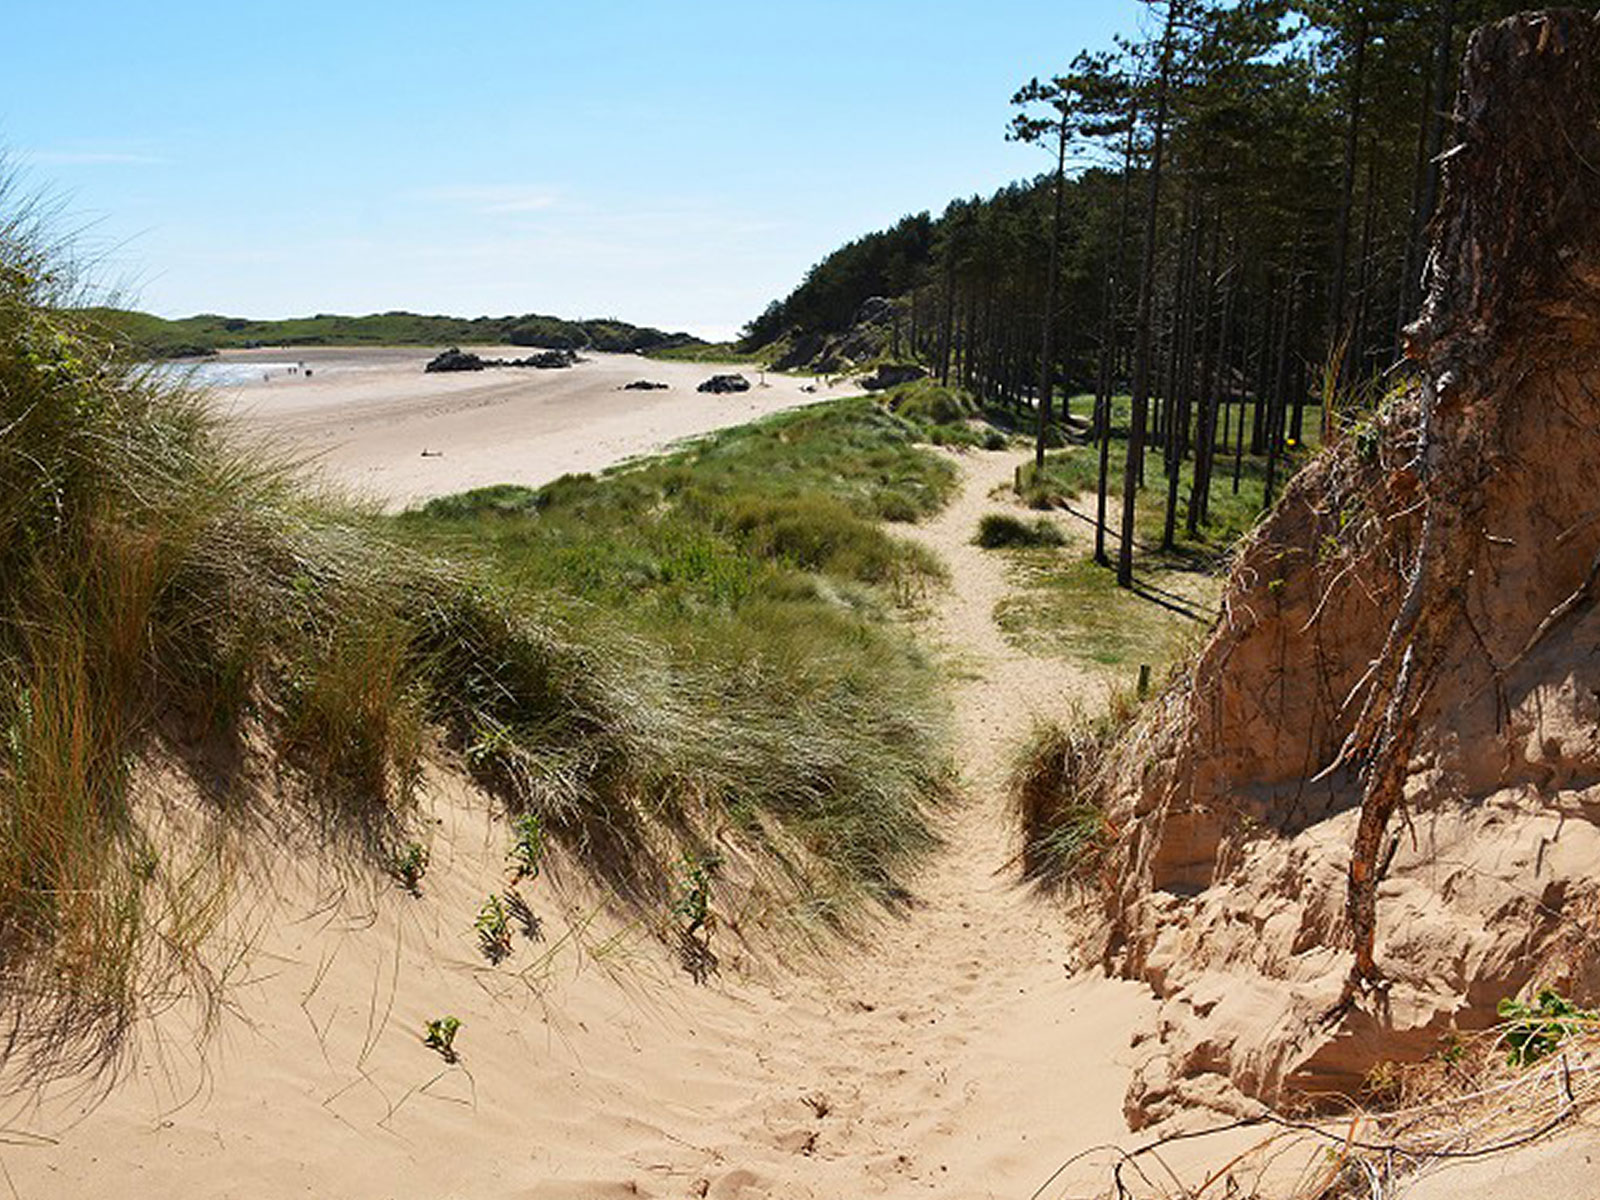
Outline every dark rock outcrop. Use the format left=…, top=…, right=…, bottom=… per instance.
left=424, top=347, right=486, bottom=373
left=423, top=347, right=576, bottom=374
left=772, top=332, right=824, bottom=373
left=696, top=374, right=750, bottom=395
left=518, top=349, right=577, bottom=369
left=858, top=363, right=927, bottom=391
left=852, top=296, right=894, bottom=327
left=767, top=295, right=901, bottom=376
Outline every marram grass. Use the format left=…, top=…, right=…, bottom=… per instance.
left=0, top=196, right=955, bottom=1061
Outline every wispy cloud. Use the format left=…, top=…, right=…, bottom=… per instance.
left=22, top=149, right=169, bottom=167
left=421, top=184, right=559, bottom=215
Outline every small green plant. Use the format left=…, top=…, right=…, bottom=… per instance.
left=1362, top=1059, right=1404, bottom=1107
left=1497, top=987, right=1599, bottom=1066
left=508, top=812, right=545, bottom=882
left=423, top=1015, right=461, bottom=1062
left=465, top=719, right=516, bottom=770
left=672, top=853, right=720, bottom=938
left=1354, top=419, right=1382, bottom=464
left=475, top=894, right=513, bottom=963
left=1434, top=1030, right=1467, bottom=1066
left=391, top=841, right=429, bottom=896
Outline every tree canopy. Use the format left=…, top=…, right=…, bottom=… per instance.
left=742, top=0, right=1600, bottom=581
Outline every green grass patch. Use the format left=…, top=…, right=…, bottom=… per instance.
left=400, top=397, right=956, bottom=609
left=923, top=423, right=983, bottom=448
left=875, top=380, right=1022, bottom=452
left=1017, top=444, right=1301, bottom=562
left=994, top=553, right=1210, bottom=669
left=644, top=340, right=769, bottom=365
left=1007, top=694, right=1142, bottom=888
left=1016, top=448, right=1104, bottom=511
left=974, top=514, right=1066, bottom=549
left=394, top=398, right=960, bottom=917
left=996, top=396, right=1323, bottom=673
left=982, top=428, right=1012, bottom=451
left=882, top=379, right=976, bottom=426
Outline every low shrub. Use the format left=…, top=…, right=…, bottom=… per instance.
left=1498, top=988, right=1600, bottom=1066
left=1007, top=713, right=1124, bottom=885
left=926, top=423, right=983, bottom=448
left=975, top=513, right=1066, bottom=549
left=884, top=379, right=976, bottom=426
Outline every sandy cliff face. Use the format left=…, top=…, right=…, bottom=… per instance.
left=1094, top=9, right=1600, bottom=1124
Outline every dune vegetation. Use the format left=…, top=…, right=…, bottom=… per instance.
left=0, top=207, right=968, bottom=1055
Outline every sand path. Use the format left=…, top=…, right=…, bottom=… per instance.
left=4, top=448, right=1159, bottom=1200
left=615, top=447, right=1149, bottom=1197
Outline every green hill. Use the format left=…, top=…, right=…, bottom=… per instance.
left=83, top=307, right=703, bottom=359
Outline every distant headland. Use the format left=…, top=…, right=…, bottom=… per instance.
left=80, top=306, right=709, bottom=360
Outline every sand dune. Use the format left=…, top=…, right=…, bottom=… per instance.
left=3, top=448, right=1202, bottom=1200
left=5, top=389, right=1571, bottom=1198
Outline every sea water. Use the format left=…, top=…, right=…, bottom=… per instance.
left=144, top=360, right=308, bottom=387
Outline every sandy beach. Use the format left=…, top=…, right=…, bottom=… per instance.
left=204, top=346, right=848, bottom=509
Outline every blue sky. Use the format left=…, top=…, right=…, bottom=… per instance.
left=4, top=1, right=1147, bottom=339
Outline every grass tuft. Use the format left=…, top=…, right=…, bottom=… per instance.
left=974, top=513, right=1066, bottom=549
left=1007, top=709, right=1131, bottom=887
left=882, top=379, right=976, bottom=426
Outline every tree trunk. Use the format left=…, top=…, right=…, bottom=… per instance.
left=938, top=270, right=955, bottom=386
left=1263, top=262, right=1296, bottom=510
left=1119, top=0, right=1181, bottom=589
left=1350, top=147, right=1379, bottom=383
left=1036, top=120, right=1069, bottom=470
left=1250, top=280, right=1273, bottom=458
left=1096, top=114, right=1139, bottom=567
left=1327, top=7, right=1369, bottom=375
left=1415, top=0, right=1459, bottom=259
left=1162, top=201, right=1202, bottom=550
left=961, top=291, right=979, bottom=390
left=1187, top=219, right=1225, bottom=536
left=1343, top=9, right=1600, bottom=989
